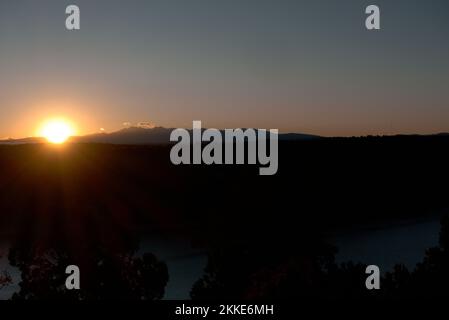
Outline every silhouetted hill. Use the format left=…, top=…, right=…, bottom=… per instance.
left=1, top=134, right=449, bottom=236
left=76, top=127, right=174, bottom=144
left=1, top=135, right=449, bottom=300
left=277, top=132, right=322, bottom=141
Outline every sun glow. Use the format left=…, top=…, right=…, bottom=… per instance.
left=39, top=119, right=76, bottom=144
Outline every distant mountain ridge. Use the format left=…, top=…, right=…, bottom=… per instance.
left=0, top=137, right=46, bottom=145
left=4, top=127, right=449, bottom=146
left=77, top=127, right=322, bottom=144
left=77, top=127, right=174, bottom=144
left=0, top=127, right=322, bottom=145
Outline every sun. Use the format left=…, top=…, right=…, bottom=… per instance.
left=39, top=119, right=76, bottom=144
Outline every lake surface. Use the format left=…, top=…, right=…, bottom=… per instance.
left=331, top=217, right=441, bottom=271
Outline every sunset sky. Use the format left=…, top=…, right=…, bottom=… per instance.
left=0, top=0, right=448, bottom=138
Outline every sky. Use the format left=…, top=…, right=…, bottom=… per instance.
left=0, top=0, right=448, bottom=138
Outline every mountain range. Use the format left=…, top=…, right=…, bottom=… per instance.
left=0, top=127, right=322, bottom=145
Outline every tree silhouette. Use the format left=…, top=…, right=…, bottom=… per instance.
left=0, top=270, right=11, bottom=290
left=191, top=241, right=339, bottom=300
left=8, top=246, right=169, bottom=300
left=0, top=251, right=12, bottom=290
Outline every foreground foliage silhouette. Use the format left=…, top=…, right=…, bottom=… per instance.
left=0, top=251, right=12, bottom=290
left=8, top=244, right=168, bottom=300
left=191, top=240, right=379, bottom=299
left=193, top=216, right=449, bottom=299
left=0, top=271, right=11, bottom=290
